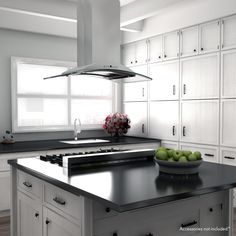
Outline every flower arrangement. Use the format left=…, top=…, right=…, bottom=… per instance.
left=103, top=113, right=131, bottom=137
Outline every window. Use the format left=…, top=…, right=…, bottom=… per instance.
left=11, top=57, right=117, bottom=132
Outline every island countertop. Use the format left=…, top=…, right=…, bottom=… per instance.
left=0, top=136, right=160, bottom=154
left=8, top=157, right=236, bottom=212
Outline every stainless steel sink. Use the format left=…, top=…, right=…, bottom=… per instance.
left=60, top=139, right=110, bottom=145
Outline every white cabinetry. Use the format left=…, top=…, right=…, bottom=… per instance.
left=124, top=102, right=148, bottom=137
left=123, top=81, right=147, bottom=102
left=199, top=20, right=220, bottom=54
left=222, top=15, right=236, bottom=50
left=43, top=207, right=81, bottom=236
left=181, top=100, right=219, bottom=145
left=149, top=60, right=179, bottom=101
left=181, top=54, right=219, bottom=99
left=148, top=35, right=163, bottom=63
left=149, top=101, right=179, bottom=141
left=161, top=141, right=179, bottom=149
left=180, top=26, right=199, bottom=57
left=17, top=191, right=42, bottom=236
left=122, top=40, right=147, bottom=66
left=221, top=147, right=236, bottom=166
left=163, top=31, right=179, bottom=60
left=0, top=172, right=10, bottom=211
left=221, top=99, right=236, bottom=147
left=221, top=50, right=236, bottom=98
left=180, top=143, right=219, bottom=163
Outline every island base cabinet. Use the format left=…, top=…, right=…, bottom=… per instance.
left=43, top=207, right=81, bottom=236
left=93, top=191, right=228, bottom=236
left=17, top=191, right=42, bottom=236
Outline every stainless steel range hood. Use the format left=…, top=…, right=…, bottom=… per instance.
left=44, top=0, right=152, bottom=83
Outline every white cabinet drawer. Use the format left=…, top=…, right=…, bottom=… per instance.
left=44, top=184, right=83, bottom=221
left=180, top=143, right=219, bottom=163
left=18, top=170, right=43, bottom=200
left=221, top=148, right=236, bottom=166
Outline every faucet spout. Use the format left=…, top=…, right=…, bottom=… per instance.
left=74, top=118, right=82, bottom=140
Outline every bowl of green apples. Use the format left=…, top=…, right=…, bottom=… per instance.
left=154, top=147, right=203, bottom=175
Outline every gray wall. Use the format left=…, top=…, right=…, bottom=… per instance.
left=0, top=28, right=106, bottom=141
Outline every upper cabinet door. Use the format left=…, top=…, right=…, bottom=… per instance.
left=199, top=20, right=220, bottom=54
left=221, top=50, right=236, bottom=98
left=122, top=43, right=136, bottom=66
left=180, top=26, right=199, bottom=57
left=148, top=35, right=163, bottom=63
left=149, top=60, right=179, bottom=101
left=181, top=53, right=219, bottom=99
left=163, top=31, right=180, bottom=60
left=222, top=15, right=236, bottom=50
left=135, top=40, right=148, bottom=65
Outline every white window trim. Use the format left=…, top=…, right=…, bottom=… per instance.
left=11, top=57, right=118, bottom=133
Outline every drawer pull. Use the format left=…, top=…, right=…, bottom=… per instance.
left=204, top=153, right=214, bottom=157
left=113, top=233, right=118, bottom=236
left=142, top=124, right=145, bottom=134
left=183, top=126, right=186, bottom=137
left=172, top=126, right=176, bottom=136
left=173, top=85, right=176, bottom=95
left=23, top=181, right=32, bottom=188
left=53, top=197, right=66, bottom=205
left=224, top=156, right=235, bottom=160
left=146, top=234, right=153, bottom=236
left=181, top=220, right=197, bottom=228
left=183, top=84, right=186, bottom=94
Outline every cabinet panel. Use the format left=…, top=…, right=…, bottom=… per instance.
left=163, top=31, right=179, bottom=60
left=17, top=191, right=42, bottom=236
left=123, top=102, right=148, bottom=137
left=44, top=183, right=83, bottom=221
left=180, top=26, right=199, bottom=57
left=131, top=64, right=148, bottom=76
left=221, top=148, right=236, bottom=166
left=149, top=101, right=179, bottom=141
left=181, top=54, right=219, bottom=99
left=149, top=60, right=179, bottom=101
left=221, top=99, right=236, bottom=147
left=199, top=20, right=220, bottom=53
left=221, top=50, right=236, bottom=98
left=123, top=81, right=147, bottom=102
left=122, top=44, right=135, bottom=66
left=161, top=141, right=179, bottom=149
left=0, top=172, right=10, bottom=211
left=222, top=15, right=236, bottom=50
left=135, top=40, right=148, bottom=65
left=43, top=207, right=81, bottom=236
left=181, top=100, right=219, bottom=145
left=149, top=35, right=163, bottom=63
left=180, top=143, right=219, bottom=163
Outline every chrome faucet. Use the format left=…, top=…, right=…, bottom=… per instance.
left=74, top=118, right=82, bottom=140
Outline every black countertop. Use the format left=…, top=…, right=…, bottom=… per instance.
left=8, top=158, right=236, bottom=212
left=0, top=136, right=159, bottom=154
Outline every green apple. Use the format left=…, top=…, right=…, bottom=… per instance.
left=167, top=149, right=175, bottom=158
left=182, top=150, right=192, bottom=157
left=188, top=153, right=197, bottom=161
left=194, top=151, right=202, bottom=160
left=168, top=157, right=175, bottom=162
left=157, top=147, right=167, bottom=152
left=156, top=150, right=168, bottom=161
left=179, top=156, right=188, bottom=162
left=173, top=150, right=183, bottom=161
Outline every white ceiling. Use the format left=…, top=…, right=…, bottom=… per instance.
left=120, top=0, right=137, bottom=6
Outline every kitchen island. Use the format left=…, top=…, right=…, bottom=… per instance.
left=8, top=156, right=236, bottom=236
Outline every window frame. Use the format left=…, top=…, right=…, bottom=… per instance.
left=11, top=57, right=118, bottom=133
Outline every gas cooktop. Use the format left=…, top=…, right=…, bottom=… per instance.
left=39, top=148, right=155, bottom=175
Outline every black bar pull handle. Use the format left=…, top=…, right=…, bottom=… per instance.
left=224, top=156, right=235, bottom=160
left=173, top=85, right=176, bottom=95
left=204, top=153, right=214, bottom=157
left=172, top=126, right=176, bottom=136
left=183, top=126, right=186, bottom=136
left=181, top=220, right=197, bottom=228
left=23, top=181, right=32, bottom=188
left=142, top=124, right=145, bottom=134
left=53, top=197, right=66, bottom=205
left=183, top=84, right=186, bottom=94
